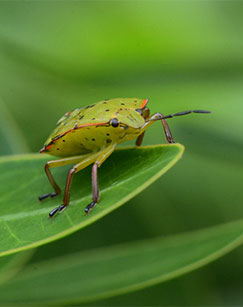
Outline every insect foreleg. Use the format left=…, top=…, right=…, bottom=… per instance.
left=145, top=109, right=211, bottom=144
left=142, top=113, right=175, bottom=144
left=160, top=115, right=175, bottom=144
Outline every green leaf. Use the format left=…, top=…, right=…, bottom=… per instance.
left=0, top=220, right=242, bottom=305
left=0, top=144, right=183, bottom=257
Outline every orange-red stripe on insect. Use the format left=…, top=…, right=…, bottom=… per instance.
left=41, top=122, right=109, bottom=151
left=45, top=144, right=53, bottom=150
left=53, top=122, right=108, bottom=142
left=140, top=98, right=149, bottom=109
left=63, top=122, right=109, bottom=136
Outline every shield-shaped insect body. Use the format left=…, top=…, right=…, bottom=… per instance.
left=39, top=98, right=210, bottom=218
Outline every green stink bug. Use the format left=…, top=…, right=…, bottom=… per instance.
left=39, top=98, right=210, bottom=218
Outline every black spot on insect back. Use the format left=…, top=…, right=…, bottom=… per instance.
left=106, top=139, right=112, bottom=144
left=105, top=109, right=110, bottom=112
left=92, top=138, right=95, bottom=142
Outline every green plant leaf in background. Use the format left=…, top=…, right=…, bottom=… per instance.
left=0, top=252, right=33, bottom=286
left=0, top=219, right=242, bottom=305
left=0, top=144, right=183, bottom=257
left=0, top=98, right=29, bottom=156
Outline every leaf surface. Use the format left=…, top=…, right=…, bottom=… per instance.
left=0, top=220, right=242, bottom=305
left=0, top=144, right=183, bottom=256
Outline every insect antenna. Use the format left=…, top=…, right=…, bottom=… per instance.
left=162, top=109, right=211, bottom=120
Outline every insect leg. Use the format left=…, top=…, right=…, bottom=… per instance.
left=141, top=113, right=175, bottom=144
left=85, top=144, right=116, bottom=214
left=160, top=115, right=175, bottom=144
left=145, top=110, right=210, bottom=143
left=84, top=163, right=99, bottom=214
left=49, top=152, right=101, bottom=218
left=39, top=155, right=91, bottom=201
left=136, top=108, right=150, bottom=146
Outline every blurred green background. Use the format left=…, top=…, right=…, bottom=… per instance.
left=0, top=1, right=243, bottom=305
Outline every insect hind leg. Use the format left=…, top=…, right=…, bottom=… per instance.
left=39, top=155, right=91, bottom=202
left=39, top=162, right=61, bottom=201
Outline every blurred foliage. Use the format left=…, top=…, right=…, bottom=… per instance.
left=0, top=1, right=242, bottom=305
left=0, top=220, right=242, bottom=305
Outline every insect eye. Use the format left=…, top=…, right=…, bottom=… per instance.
left=110, top=118, right=119, bottom=128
